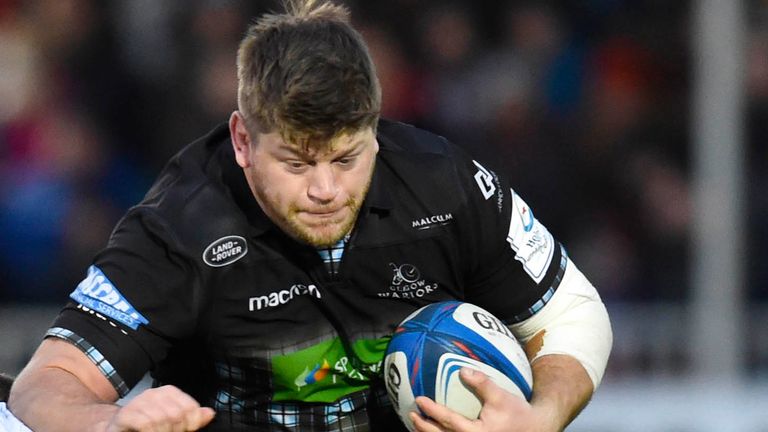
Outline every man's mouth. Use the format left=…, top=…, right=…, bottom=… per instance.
left=300, top=207, right=347, bottom=220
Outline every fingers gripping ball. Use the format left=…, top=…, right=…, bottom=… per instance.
left=384, top=301, right=533, bottom=431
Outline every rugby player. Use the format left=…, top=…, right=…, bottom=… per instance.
left=8, top=1, right=612, bottom=431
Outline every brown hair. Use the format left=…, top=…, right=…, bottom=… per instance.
left=236, top=0, right=381, bottom=150
left=0, top=373, right=13, bottom=402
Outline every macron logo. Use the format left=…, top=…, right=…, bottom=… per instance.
left=249, top=284, right=321, bottom=311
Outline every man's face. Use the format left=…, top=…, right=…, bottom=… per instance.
left=232, top=115, right=378, bottom=247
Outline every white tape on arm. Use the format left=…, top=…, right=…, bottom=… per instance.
left=509, top=259, right=613, bottom=389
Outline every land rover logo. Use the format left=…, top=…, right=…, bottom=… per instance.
left=203, top=235, right=248, bottom=267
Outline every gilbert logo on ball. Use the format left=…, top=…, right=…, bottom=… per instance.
left=384, top=301, right=533, bottom=431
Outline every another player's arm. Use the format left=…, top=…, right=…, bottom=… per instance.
left=0, top=372, right=14, bottom=402
left=9, top=338, right=214, bottom=432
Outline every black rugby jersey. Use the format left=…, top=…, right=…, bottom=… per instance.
left=48, top=120, right=567, bottom=431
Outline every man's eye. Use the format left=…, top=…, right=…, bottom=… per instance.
left=335, top=157, right=354, bottom=166
left=286, top=161, right=307, bottom=170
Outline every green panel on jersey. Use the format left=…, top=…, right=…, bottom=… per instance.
left=271, top=336, right=389, bottom=402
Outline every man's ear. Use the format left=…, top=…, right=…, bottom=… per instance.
left=229, top=111, right=253, bottom=168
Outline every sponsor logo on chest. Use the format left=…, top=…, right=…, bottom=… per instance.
left=203, top=235, right=248, bottom=267
left=375, top=262, right=439, bottom=299
left=411, top=213, right=454, bottom=230
left=249, top=284, right=321, bottom=311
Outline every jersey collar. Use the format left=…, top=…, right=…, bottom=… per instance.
left=360, top=157, right=393, bottom=214
left=221, top=145, right=275, bottom=236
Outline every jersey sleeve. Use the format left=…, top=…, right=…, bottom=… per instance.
left=47, top=208, right=203, bottom=396
left=455, top=156, right=567, bottom=324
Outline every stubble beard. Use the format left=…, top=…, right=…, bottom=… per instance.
left=257, top=173, right=373, bottom=248
left=285, top=196, right=362, bottom=247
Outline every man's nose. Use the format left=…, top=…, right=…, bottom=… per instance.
left=307, top=164, right=339, bottom=203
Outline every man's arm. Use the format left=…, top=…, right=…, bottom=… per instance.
left=525, top=353, right=594, bottom=430
left=9, top=338, right=215, bottom=432
left=411, top=353, right=592, bottom=432
left=10, top=338, right=119, bottom=431
left=409, top=261, right=612, bottom=432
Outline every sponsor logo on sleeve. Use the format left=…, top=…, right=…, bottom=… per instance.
left=472, top=160, right=504, bottom=212
left=472, top=160, right=496, bottom=200
left=203, top=235, right=248, bottom=267
left=506, top=189, right=555, bottom=284
left=70, top=266, right=149, bottom=330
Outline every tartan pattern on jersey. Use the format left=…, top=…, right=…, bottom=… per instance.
left=45, top=327, right=130, bottom=397
left=316, top=236, right=348, bottom=276
left=211, top=384, right=397, bottom=431
left=510, top=243, right=569, bottom=323
left=211, top=358, right=274, bottom=411
left=207, top=351, right=401, bottom=431
left=256, top=388, right=388, bottom=431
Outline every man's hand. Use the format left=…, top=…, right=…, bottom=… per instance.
left=106, top=385, right=215, bottom=432
left=409, top=368, right=557, bottom=432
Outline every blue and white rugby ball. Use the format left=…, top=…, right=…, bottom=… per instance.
left=384, top=301, right=533, bottom=430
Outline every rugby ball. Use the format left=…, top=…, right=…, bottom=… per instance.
left=384, top=301, right=532, bottom=431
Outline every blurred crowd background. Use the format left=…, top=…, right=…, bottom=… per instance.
left=1, top=0, right=767, bottom=382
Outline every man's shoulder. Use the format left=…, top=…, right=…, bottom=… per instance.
left=370, top=120, right=477, bottom=214
left=121, top=123, right=251, bottom=252
left=143, top=123, right=231, bottom=204
left=376, top=119, right=456, bottom=157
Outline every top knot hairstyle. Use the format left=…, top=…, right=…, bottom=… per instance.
left=236, top=0, right=381, bottom=150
